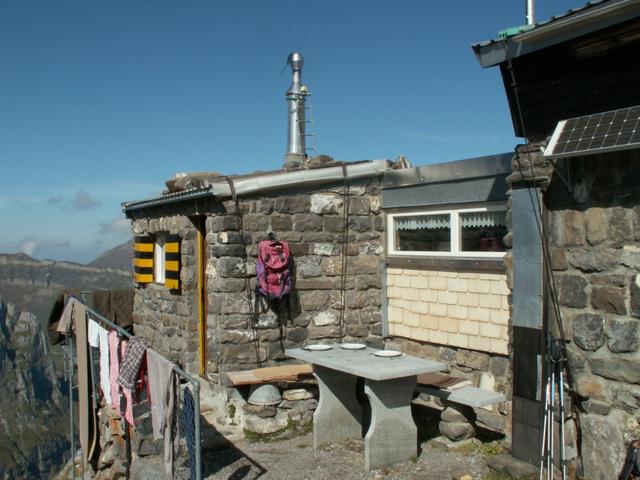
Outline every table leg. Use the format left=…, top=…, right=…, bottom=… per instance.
left=313, top=365, right=362, bottom=448
left=364, top=376, right=417, bottom=471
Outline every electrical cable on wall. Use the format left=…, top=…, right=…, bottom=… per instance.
left=504, top=43, right=583, bottom=478
left=225, top=177, right=262, bottom=368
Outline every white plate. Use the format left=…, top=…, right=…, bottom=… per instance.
left=304, top=344, right=333, bottom=351
left=373, top=350, right=403, bottom=358
left=340, top=343, right=366, bottom=350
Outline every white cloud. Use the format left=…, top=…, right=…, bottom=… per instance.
left=99, top=218, right=131, bottom=238
left=0, top=236, right=70, bottom=257
left=72, top=189, right=101, bottom=210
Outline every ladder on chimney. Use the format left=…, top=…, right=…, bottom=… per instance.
left=303, top=96, right=317, bottom=155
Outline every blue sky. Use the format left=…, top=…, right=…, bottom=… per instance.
left=0, top=0, right=581, bottom=263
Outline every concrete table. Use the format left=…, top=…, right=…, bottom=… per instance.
left=286, top=346, right=446, bottom=470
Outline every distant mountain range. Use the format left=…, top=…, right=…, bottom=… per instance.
left=0, top=248, right=132, bottom=329
left=88, top=240, right=133, bottom=272
left=0, top=242, right=134, bottom=478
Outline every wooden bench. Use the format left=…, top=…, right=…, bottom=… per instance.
left=415, top=372, right=506, bottom=408
left=223, top=364, right=314, bottom=387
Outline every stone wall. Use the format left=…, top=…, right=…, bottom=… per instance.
left=206, top=180, right=384, bottom=373
left=509, top=146, right=640, bottom=478
left=128, top=177, right=384, bottom=376
left=387, top=268, right=509, bottom=354
left=544, top=152, right=640, bottom=478
left=130, top=214, right=200, bottom=373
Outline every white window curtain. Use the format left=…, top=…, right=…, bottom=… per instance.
left=395, top=214, right=450, bottom=230
left=460, top=211, right=506, bottom=228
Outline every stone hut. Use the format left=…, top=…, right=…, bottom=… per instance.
left=474, top=1, right=640, bottom=477
left=123, top=159, right=391, bottom=378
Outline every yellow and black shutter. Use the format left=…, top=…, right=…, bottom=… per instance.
left=164, top=234, right=181, bottom=290
left=134, top=236, right=154, bottom=284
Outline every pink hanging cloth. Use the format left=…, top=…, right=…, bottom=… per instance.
left=121, top=339, right=135, bottom=426
left=108, top=331, right=121, bottom=410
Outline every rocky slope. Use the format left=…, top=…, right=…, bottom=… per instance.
left=0, top=253, right=131, bottom=327
left=88, top=241, right=133, bottom=272
left=0, top=301, right=69, bottom=479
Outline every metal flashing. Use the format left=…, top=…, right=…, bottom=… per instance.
left=382, top=152, right=512, bottom=190
left=123, top=159, right=391, bottom=214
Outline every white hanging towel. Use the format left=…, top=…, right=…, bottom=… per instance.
left=97, top=324, right=111, bottom=405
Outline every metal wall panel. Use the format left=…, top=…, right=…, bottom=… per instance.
left=382, top=175, right=509, bottom=209
left=512, top=188, right=543, bottom=329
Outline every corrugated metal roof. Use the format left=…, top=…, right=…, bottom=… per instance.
left=473, top=0, right=640, bottom=67
left=122, top=186, right=214, bottom=212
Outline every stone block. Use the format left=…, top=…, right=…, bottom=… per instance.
left=581, top=410, right=628, bottom=480
left=490, top=356, right=510, bottom=377
left=299, top=290, right=330, bottom=310
left=591, top=356, right=640, bottom=384
left=283, top=388, right=314, bottom=401
left=348, top=197, right=369, bottom=215
left=480, top=322, right=502, bottom=339
left=348, top=216, right=372, bottom=232
left=210, top=244, right=246, bottom=257
left=591, top=286, right=627, bottom=315
left=310, top=193, right=342, bottom=214
left=269, top=215, right=291, bottom=231
left=607, top=319, right=639, bottom=353
left=632, top=276, right=640, bottom=319
left=557, top=274, right=588, bottom=308
left=586, top=208, right=608, bottom=245
left=439, top=421, right=475, bottom=441
left=457, top=349, right=490, bottom=371
left=573, top=313, right=605, bottom=351
left=568, top=248, right=620, bottom=273
left=312, top=242, right=338, bottom=256
left=610, top=208, right=633, bottom=244
left=590, top=273, right=627, bottom=287
left=582, top=399, right=611, bottom=416
left=349, top=255, right=379, bottom=275
left=313, top=311, right=337, bottom=326
left=286, top=327, right=307, bottom=343
left=550, top=247, right=568, bottom=270
left=206, top=215, right=240, bottom=232
left=324, top=216, right=345, bottom=232
left=274, top=196, right=308, bottom=214
left=292, top=213, right=323, bottom=232
left=459, top=320, right=479, bottom=335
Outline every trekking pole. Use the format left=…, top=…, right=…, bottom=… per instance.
left=549, top=367, right=555, bottom=480
left=559, top=369, right=567, bottom=480
left=539, top=377, right=550, bottom=480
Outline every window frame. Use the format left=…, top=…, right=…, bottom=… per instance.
left=386, top=203, right=507, bottom=258
left=153, top=233, right=166, bottom=284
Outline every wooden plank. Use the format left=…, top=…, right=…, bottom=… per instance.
left=416, top=372, right=472, bottom=391
left=225, top=364, right=314, bottom=386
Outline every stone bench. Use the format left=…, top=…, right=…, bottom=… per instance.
left=415, top=372, right=506, bottom=441
left=223, top=364, right=314, bottom=387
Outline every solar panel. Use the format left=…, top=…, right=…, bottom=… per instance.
left=544, top=105, right=640, bottom=158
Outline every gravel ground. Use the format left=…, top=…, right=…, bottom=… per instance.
left=202, top=433, right=493, bottom=480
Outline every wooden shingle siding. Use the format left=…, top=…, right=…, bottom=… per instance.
left=134, top=236, right=154, bottom=284
left=164, top=234, right=181, bottom=290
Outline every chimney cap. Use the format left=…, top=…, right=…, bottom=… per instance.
left=287, top=52, right=304, bottom=71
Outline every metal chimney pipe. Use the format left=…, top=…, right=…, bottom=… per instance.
left=526, top=0, right=535, bottom=25
left=284, top=52, right=307, bottom=168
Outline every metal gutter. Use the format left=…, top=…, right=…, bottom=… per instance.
left=382, top=153, right=512, bottom=190
left=472, top=0, right=640, bottom=68
left=123, top=159, right=391, bottom=213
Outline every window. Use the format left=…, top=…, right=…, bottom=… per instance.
left=154, top=234, right=166, bottom=283
left=387, top=204, right=507, bottom=257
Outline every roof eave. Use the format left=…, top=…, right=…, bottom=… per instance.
left=473, top=0, right=640, bottom=68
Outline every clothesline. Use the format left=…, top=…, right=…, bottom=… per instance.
left=70, top=298, right=199, bottom=387
left=62, top=296, right=201, bottom=480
